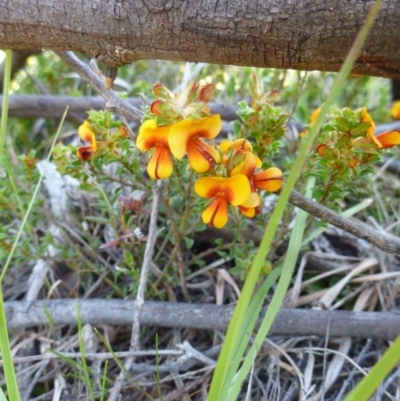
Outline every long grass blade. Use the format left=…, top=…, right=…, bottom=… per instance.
left=343, top=334, right=400, bottom=401
left=0, top=49, right=20, bottom=401
left=227, top=177, right=314, bottom=399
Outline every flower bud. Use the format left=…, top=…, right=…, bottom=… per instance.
left=153, top=83, right=172, bottom=99
left=197, top=83, right=215, bottom=103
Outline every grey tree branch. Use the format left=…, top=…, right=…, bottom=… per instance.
left=289, top=190, right=400, bottom=255
left=55, top=51, right=143, bottom=123
left=4, top=299, right=400, bottom=341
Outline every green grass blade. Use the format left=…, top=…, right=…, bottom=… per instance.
left=0, top=48, right=20, bottom=401
left=227, top=177, right=314, bottom=399
left=77, top=304, right=95, bottom=401
left=0, top=49, right=11, bottom=161
left=100, top=361, right=109, bottom=401
left=0, top=107, right=68, bottom=283
left=343, top=334, right=400, bottom=401
left=218, top=265, right=283, bottom=394
left=208, top=1, right=382, bottom=399
left=0, top=287, right=20, bottom=401
left=0, top=387, right=8, bottom=401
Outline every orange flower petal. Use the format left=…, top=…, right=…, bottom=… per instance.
left=147, top=147, right=173, bottom=179
left=239, top=206, right=256, bottom=218
left=374, top=130, right=400, bottom=149
left=76, top=145, right=94, bottom=161
left=347, top=156, right=358, bottom=168
left=202, top=197, right=229, bottom=228
left=137, top=120, right=171, bottom=151
left=78, top=121, right=97, bottom=152
left=253, top=167, right=283, bottom=192
left=168, top=115, right=222, bottom=159
left=187, top=138, right=221, bottom=173
left=317, top=143, right=329, bottom=156
left=195, top=175, right=251, bottom=205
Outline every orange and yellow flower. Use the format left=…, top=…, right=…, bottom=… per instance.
left=77, top=121, right=97, bottom=160
left=136, top=120, right=173, bottom=179
left=168, top=115, right=222, bottom=173
left=194, top=175, right=251, bottom=228
left=252, top=167, right=283, bottom=192
left=361, top=108, right=400, bottom=149
left=219, top=138, right=283, bottom=217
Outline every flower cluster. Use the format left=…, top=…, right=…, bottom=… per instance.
left=136, top=82, right=283, bottom=228
left=314, top=107, right=400, bottom=168
left=76, top=113, right=127, bottom=160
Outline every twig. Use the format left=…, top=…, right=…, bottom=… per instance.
left=289, top=190, right=400, bottom=255
left=131, top=180, right=162, bottom=350
left=107, top=180, right=162, bottom=401
left=7, top=349, right=184, bottom=364
left=153, top=371, right=212, bottom=401
left=5, top=299, right=400, bottom=340
left=55, top=51, right=144, bottom=123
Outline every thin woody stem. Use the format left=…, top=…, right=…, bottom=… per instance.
left=56, top=51, right=144, bottom=123
left=107, top=180, right=162, bottom=401
left=289, top=189, right=400, bottom=255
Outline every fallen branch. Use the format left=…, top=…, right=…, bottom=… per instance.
left=2, top=94, right=239, bottom=122
left=5, top=299, right=400, bottom=341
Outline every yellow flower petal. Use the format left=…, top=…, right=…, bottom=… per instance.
left=219, top=139, right=233, bottom=156
left=147, top=147, right=173, bottom=179
left=391, top=101, right=400, bottom=120
left=240, top=191, right=261, bottom=208
left=194, top=175, right=251, bottom=205
left=310, top=107, right=321, bottom=124
left=187, top=138, right=221, bottom=173
left=230, top=138, right=253, bottom=152
left=78, top=121, right=97, bottom=152
left=361, top=107, right=379, bottom=147
left=374, top=130, right=400, bottom=149
left=168, top=114, right=222, bottom=159
left=253, top=167, right=283, bottom=192
left=230, top=152, right=258, bottom=178
left=202, top=197, right=229, bottom=228
left=137, top=120, right=171, bottom=151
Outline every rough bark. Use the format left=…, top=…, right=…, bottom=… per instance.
left=1, top=1, right=400, bottom=78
